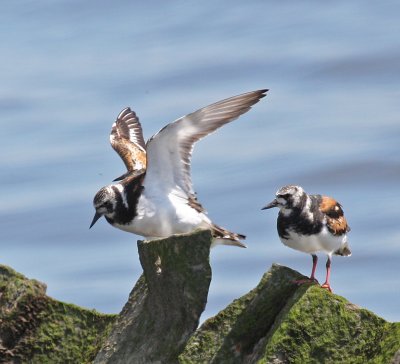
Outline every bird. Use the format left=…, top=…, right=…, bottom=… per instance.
left=90, top=89, right=268, bottom=247
left=262, top=185, right=351, bottom=292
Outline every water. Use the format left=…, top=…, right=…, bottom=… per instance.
left=1, top=1, right=399, bottom=323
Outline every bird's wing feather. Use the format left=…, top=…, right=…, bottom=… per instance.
left=320, top=196, right=350, bottom=235
left=110, top=107, right=147, bottom=172
left=144, top=89, right=268, bottom=199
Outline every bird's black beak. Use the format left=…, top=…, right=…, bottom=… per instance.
left=89, top=211, right=103, bottom=229
left=261, top=199, right=278, bottom=210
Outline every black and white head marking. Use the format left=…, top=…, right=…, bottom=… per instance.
left=93, top=186, right=118, bottom=217
left=275, top=185, right=306, bottom=212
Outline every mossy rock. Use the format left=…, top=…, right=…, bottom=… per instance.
left=0, top=265, right=115, bottom=363
left=261, top=286, right=400, bottom=363
left=180, top=264, right=400, bottom=364
left=1, top=232, right=399, bottom=364
left=94, top=229, right=212, bottom=364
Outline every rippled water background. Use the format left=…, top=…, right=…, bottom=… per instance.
left=1, top=1, right=399, bottom=322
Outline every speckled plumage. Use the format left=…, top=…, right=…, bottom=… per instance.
left=91, top=89, right=268, bottom=247
left=263, top=185, right=351, bottom=292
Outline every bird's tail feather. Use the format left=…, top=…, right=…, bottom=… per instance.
left=211, top=224, right=246, bottom=248
left=334, top=242, right=351, bottom=256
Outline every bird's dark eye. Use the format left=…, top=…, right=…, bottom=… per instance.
left=279, top=193, right=290, bottom=199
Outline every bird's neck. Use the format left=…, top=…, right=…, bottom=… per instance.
left=282, top=192, right=309, bottom=216
left=108, top=176, right=145, bottom=225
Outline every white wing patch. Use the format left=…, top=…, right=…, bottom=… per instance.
left=144, top=89, right=268, bottom=198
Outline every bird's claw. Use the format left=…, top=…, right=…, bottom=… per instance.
left=321, top=283, right=333, bottom=293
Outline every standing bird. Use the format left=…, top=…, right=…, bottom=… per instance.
left=90, top=89, right=268, bottom=247
left=262, top=185, right=351, bottom=292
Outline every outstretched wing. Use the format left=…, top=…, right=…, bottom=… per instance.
left=144, top=89, right=268, bottom=198
left=110, top=107, right=147, bottom=173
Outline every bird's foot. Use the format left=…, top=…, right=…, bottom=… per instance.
left=292, top=277, right=319, bottom=286
left=321, top=282, right=333, bottom=293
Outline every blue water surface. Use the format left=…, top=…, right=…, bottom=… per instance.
left=1, top=1, right=399, bottom=322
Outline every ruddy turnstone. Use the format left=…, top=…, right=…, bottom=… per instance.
left=90, top=89, right=268, bottom=247
left=262, top=185, right=351, bottom=292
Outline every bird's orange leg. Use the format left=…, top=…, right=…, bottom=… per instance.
left=321, top=256, right=333, bottom=292
left=292, top=254, right=319, bottom=285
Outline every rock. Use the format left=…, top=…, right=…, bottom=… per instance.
left=179, top=264, right=400, bottom=364
left=0, top=265, right=115, bottom=363
left=94, top=229, right=212, bottom=364
left=1, top=230, right=399, bottom=363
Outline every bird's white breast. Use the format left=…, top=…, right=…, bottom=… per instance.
left=114, top=187, right=207, bottom=239
left=281, top=226, right=347, bottom=255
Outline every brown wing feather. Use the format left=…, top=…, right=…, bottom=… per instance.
left=320, top=196, right=350, bottom=235
left=110, top=108, right=147, bottom=172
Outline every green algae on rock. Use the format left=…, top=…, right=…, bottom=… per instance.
left=180, top=264, right=400, bottom=364
left=0, top=265, right=115, bottom=363
left=94, top=229, right=212, bottom=364
left=1, top=231, right=399, bottom=363
left=261, top=286, right=400, bottom=363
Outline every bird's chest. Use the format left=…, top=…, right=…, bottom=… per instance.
left=126, top=190, right=203, bottom=237
left=277, top=210, right=323, bottom=252
left=277, top=212, right=345, bottom=254
left=108, top=193, right=164, bottom=236
left=279, top=230, right=323, bottom=253
left=277, top=210, right=323, bottom=239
